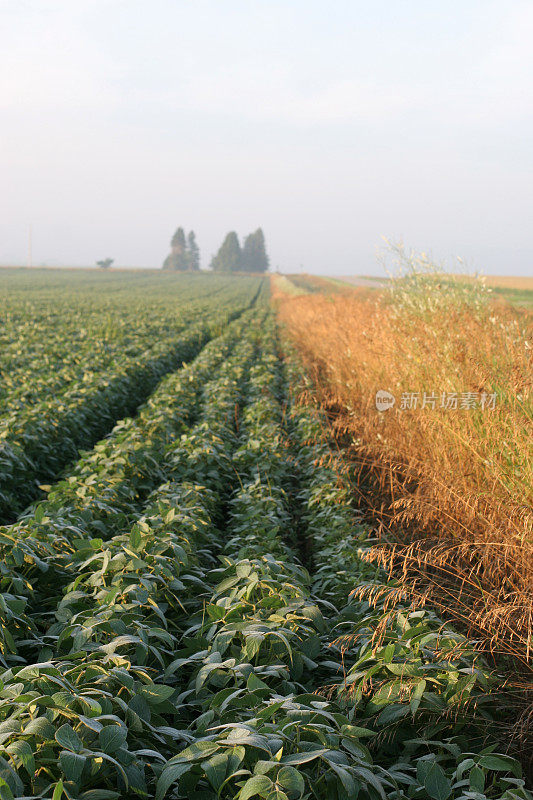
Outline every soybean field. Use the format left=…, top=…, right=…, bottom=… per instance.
left=0, top=269, right=529, bottom=800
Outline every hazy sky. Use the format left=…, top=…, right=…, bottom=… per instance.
left=1, top=1, right=532, bottom=275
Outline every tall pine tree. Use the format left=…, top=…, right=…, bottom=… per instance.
left=241, top=228, right=269, bottom=272
left=163, top=227, right=195, bottom=270
left=187, top=231, right=200, bottom=271
left=210, top=232, right=242, bottom=272
left=171, top=227, right=186, bottom=251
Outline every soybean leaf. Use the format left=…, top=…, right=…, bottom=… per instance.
left=59, top=751, right=86, bottom=783
left=55, top=724, right=83, bottom=753
left=417, top=761, right=452, bottom=800
left=277, top=766, right=305, bottom=797
left=99, top=725, right=128, bottom=754
left=478, top=755, right=521, bottom=776
left=239, top=775, right=274, bottom=800
left=155, top=763, right=190, bottom=800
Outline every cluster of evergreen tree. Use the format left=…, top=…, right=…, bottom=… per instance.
left=162, top=228, right=200, bottom=271
left=210, top=228, right=269, bottom=273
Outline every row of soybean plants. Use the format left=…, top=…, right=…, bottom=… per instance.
left=0, top=274, right=264, bottom=521
left=153, top=321, right=531, bottom=800
left=0, top=308, right=272, bottom=798
left=0, top=304, right=267, bottom=665
left=0, top=271, right=240, bottom=414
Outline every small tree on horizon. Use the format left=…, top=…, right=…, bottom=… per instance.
left=210, top=232, right=242, bottom=272
left=241, top=228, right=269, bottom=272
left=96, top=258, right=114, bottom=269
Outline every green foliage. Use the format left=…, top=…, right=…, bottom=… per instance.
left=187, top=231, right=201, bottom=271
left=0, top=287, right=527, bottom=799
left=0, top=272, right=262, bottom=519
left=242, top=229, right=269, bottom=273
left=172, top=227, right=187, bottom=251
left=211, top=232, right=242, bottom=273
left=163, top=228, right=200, bottom=270
left=211, top=229, right=269, bottom=273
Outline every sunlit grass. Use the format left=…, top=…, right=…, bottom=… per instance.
left=275, top=246, right=533, bottom=673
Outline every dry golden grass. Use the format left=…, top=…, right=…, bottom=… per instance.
left=270, top=274, right=307, bottom=298
left=453, top=274, right=533, bottom=291
left=284, top=273, right=356, bottom=295
left=274, top=275, right=533, bottom=681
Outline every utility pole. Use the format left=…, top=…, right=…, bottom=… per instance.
left=28, top=224, right=33, bottom=267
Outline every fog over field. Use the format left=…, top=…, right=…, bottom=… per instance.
left=1, top=0, right=532, bottom=275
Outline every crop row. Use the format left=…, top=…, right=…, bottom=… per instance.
left=0, top=276, right=264, bottom=521
left=0, top=272, right=254, bottom=415
left=0, top=308, right=274, bottom=798
left=0, top=307, right=267, bottom=664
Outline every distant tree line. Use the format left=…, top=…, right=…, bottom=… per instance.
left=162, top=226, right=269, bottom=273
left=211, top=229, right=269, bottom=273
left=162, top=228, right=200, bottom=271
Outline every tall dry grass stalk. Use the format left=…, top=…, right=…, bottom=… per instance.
left=274, top=254, right=533, bottom=680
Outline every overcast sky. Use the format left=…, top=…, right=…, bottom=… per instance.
left=1, top=1, right=532, bottom=275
